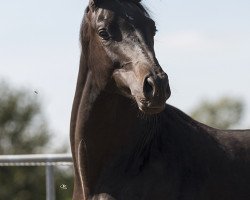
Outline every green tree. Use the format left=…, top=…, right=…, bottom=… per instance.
left=190, top=97, right=244, bottom=129
left=0, top=81, right=73, bottom=200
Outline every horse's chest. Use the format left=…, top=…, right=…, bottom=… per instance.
left=95, top=158, right=181, bottom=200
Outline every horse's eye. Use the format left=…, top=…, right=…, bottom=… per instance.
left=98, top=29, right=110, bottom=40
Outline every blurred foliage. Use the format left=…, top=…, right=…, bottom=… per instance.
left=0, top=81, right=73, bottom=200
left=190, top=96, right=244, bottom=129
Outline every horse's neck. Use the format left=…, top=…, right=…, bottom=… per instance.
left=85, top=90, right=140, bottom=153
left=164, top=105, right=229, bottom=172
left=77, top=74, right=141, bottom=194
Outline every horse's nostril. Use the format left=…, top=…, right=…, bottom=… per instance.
left=143, top=77, right=155, bottom=99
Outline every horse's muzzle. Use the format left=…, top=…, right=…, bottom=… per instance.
left=112, top=67, right=171, bottom=114
left=138, top=73, right=171, bottom=114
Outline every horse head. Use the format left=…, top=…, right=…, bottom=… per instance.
left=84, top=0, right=171, bottom=115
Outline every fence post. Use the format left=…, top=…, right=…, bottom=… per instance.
left=46, top=165, right=55, bottom=200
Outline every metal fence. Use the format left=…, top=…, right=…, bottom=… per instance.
left=0, top=154, right=73, bottom=200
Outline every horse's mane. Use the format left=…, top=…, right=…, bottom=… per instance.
left=130, top=1, right=150, bottom=18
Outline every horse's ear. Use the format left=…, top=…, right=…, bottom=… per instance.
left=88, top=0, right=101, bottom=11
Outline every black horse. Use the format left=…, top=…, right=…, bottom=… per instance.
left=70, top=0, right=250, bottom=199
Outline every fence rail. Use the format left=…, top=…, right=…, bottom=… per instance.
left=0, top=154, right=73, bottom=200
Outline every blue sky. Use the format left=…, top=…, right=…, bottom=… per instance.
left=0, top=0, right=249, bottom=146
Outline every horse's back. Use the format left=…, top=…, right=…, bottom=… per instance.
left=212, top=129, right=250, bottom=161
